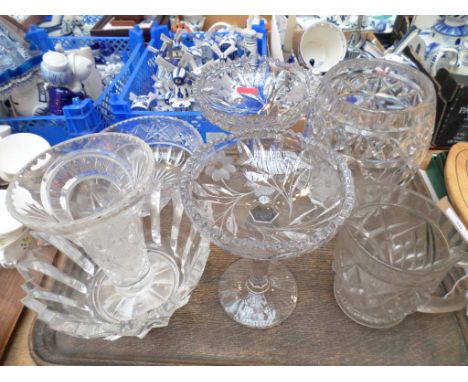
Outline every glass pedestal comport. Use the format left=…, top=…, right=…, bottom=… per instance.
left=181, top=129, right=355, bottom=329
left=219, top=259, right=297, bottom=328
left=194, top=56, right=318, bottom=133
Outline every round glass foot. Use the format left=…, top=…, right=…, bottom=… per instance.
left=92, top=250, right=179, bottom=323
left=333, top=281, right=404, bottom=329
left=218, top=259, right=298, bottom=329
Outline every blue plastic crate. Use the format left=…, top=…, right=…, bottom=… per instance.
left=110, top=21, right=268, bottom=142
left=0, top=25, right=145, bottom=145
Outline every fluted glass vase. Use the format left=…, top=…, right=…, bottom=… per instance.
left=6, top=133, right=187, bottom=338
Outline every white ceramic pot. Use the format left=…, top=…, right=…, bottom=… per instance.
left=299, top=21, right=347, bottom=74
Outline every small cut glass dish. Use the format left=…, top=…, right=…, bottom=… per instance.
left=180, top=128, right=355, bottom=328
left=193, top=56, right=319, bottom=132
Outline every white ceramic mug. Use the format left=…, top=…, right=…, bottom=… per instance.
left=0, top=133, right=50, bottom=182
left=299, top=21, right=347, bottom=73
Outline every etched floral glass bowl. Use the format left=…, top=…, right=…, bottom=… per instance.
left=193, top=56, right=318, bottom=132
left=180, top=128, right=355, bottom=328
left=6, top=132, right=205, bottom=339
left=305, top=58, right=436, bottom=186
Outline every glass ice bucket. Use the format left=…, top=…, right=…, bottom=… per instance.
left=5, top=133, right=198, bottom=339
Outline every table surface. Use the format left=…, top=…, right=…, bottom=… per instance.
left=2, top=309, right=35, bottom=365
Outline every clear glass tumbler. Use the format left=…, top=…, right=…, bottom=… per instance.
left=333, top=184, right=468, bottom=329
left=305, top=58, right=436, bottom=186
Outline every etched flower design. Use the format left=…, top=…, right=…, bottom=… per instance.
left=204, top=152, right=236, bottom=182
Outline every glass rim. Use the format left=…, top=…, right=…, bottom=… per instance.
left=319, top=58, right=437, bottom=118
left=6, top=132, right=154, bottom=235
left=103, top=115, right=204, bottom=147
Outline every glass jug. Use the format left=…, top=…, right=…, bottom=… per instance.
left=333, top=184, right=468, bottom=328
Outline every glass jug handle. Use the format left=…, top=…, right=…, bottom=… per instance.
left=417, top=250, right=468, bottom=314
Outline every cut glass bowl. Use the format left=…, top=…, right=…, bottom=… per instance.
left=180, top=128, right=354, bottom=328
left=104, top=116, right=204, bottom=214
left=305, top=58, right=436, bottom=186
left=18, top=201, right=210, bottom=340
left=193, top=56, right=319, bottom=132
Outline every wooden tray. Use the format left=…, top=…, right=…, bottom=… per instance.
left=0, top=268, right=25, bottom=361
left=29, top=241, right=468, bottom=365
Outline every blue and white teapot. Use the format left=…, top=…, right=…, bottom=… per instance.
left=410, top=15, right=467, bottom=77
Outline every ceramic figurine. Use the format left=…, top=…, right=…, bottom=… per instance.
left=155, top=55, right=194, bottom=111
left=8, top=74, right=49, bottom=116
left=129, top=92, right=157, bottom=111
left=151, top=76, right=172, bottom=111
left=160, top=32, right=185, bottom=59
left=181, top=16, right=206, bottom=32
left=40, top=51, right=92, bottom=115
left=64, top=47, right=104, bottom=100
left=210, top=38, right=238, bottom=62
left=36, top=15, right=64, bottom=36
left=242, top=29, right=261, bottom=58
